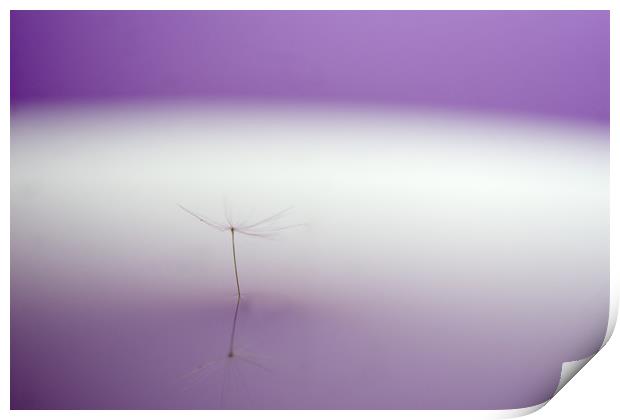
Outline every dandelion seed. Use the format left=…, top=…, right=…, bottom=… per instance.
left=178, top=203, right=303, bottom=297
left=179, top=202, right=303, bottom=361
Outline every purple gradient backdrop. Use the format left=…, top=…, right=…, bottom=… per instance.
left=10, top=11, right=610, bottom=410
left=11, top=10, right=609, bottom=123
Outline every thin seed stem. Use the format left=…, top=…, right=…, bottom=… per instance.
left=230, top=229, right=241, bottom=297
left=227, top=294, right=241, bottom=358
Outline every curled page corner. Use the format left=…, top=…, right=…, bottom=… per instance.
left=493, top=282, right=617, bottom=418
left=553, top=356, right=595, bottom=396
left=550, top=271, right=618, bottom=397
left=483, top=357, right=595, bottom=419
left=493, top=402, right=548, bottom=419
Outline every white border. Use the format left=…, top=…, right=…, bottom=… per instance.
left=2, top=1, right=617, bottom=419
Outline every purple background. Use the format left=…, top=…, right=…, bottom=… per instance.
left=11, top=10, right=610, bottom=123
left=11, top=11, right=610, bottom=410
